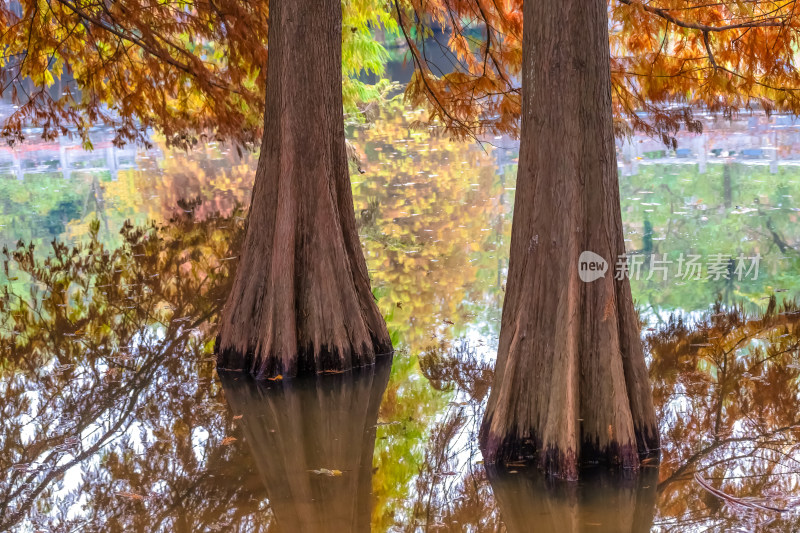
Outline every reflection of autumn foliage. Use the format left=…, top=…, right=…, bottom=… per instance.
left=0, top=207, right=458, bottom=531
left=410, top=303, right=800, bottom=531
left=0, top=208, right=267, bottom=532
left=63, top=107, right=511, bottom=349
left=648, top=298, right=800, bottom=530
left=353, top=104, right=507, bottom=351
left=110, top=144, right=256, bottom=223
left=420, top=340, right=494, bottom=403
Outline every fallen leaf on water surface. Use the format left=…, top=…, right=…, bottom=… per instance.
left=115, top=491, right=145, bottom=501
left=221, top=437, right=237, bottom=446
left=308, top=468, right=343, bottom=477
left=233, top=415, right=243, bottom=420
left=267, top=374, right=283, bottom=381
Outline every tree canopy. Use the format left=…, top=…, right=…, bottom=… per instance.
left=0, top=0, right=394, bottom=148
left=398, top=0, right=800, bottom=143
left=4, top=1, right=800, bottom=148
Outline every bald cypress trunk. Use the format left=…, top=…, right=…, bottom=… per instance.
left=215, top=0, right=391, bottom=378
left=479, top=0, right=659, bottom=478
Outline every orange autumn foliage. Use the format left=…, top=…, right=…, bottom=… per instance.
left=396, top=0, right=800, bottom=142
left=2, top=0, right=799, bottom=147
left=0, top=0, right=394, bottom=148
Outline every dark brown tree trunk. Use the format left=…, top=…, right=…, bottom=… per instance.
left=215, top=0, right=391, bottom=378
left=479, top=0, right=659, bottom=478
left=219, top=356, right=391, bottom=532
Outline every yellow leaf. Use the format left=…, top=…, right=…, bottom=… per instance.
left=308, top=468, right=343, bottom=477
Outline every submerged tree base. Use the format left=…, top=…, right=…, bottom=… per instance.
left=215, top=336, right=393, bottom=378
left=480, top=428, right=658, bottom=480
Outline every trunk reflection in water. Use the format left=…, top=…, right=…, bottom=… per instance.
left=487, top=467, right=658, bottom=533
left=219, top=356, right=392, bottom=533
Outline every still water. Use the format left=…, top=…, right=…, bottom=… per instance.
left=1, top=101, right=800, bottom=531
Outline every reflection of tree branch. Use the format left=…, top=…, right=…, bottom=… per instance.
left=764, top=215, right=799, bottom=255
left=0, top=355, right=160, bottom=529
left=0, top=208, right=243, bottom=530
left=657, top=423, right=800, bottom=493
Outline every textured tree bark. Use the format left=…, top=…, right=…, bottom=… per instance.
left=478, top=0, right=659, bottom=478
left=215, top=0, right=391, bottom=378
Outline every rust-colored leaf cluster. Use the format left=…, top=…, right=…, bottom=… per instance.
left=0, top=0, right=270, bottom=148
left=0, top=0, right=394, bottom=149
left=399, top=0, right=800, bottom=142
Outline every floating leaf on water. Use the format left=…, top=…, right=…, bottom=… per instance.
left=115, top=491, right=145, bottom=501
left=308, top=468, right=343, bottom=477
left=232, top=415, right=243, bottom=420
left=221, top=437, right=237, bottom=446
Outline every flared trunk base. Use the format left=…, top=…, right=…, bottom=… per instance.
left=215, top=335, right=393, bottom=379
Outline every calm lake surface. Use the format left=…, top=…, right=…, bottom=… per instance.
left=1, top=101, right=800, bottom=531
